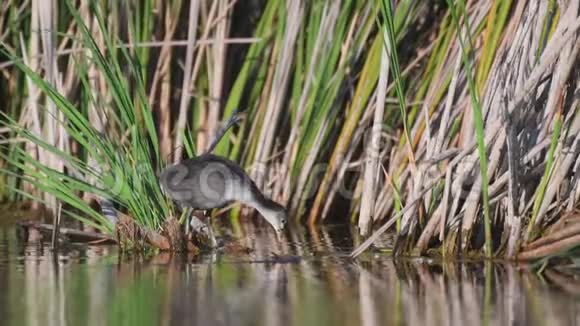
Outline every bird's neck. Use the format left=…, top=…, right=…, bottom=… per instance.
left=245, top=195, right=281, bottom=218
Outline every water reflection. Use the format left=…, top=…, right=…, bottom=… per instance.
left=1, top=223, right=580, bottom=326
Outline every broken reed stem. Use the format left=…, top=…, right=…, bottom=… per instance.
left=524, top=223, right=580, bottom=252
left=359, top=31, right=389, bottom=235
left=526, top=113, right=562, bottom=239
left=351, top=172, right=443, bottom=258
left=518, top=234, right=580, bottom=261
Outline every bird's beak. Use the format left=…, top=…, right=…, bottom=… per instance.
left=275, top=228, right=284, bottom=241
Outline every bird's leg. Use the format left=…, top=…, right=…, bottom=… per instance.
left=184, top=208, right=192, bottom=236
left=189, top=214, right=207, bottom=234
left=204, top=210, right=218, bottom=248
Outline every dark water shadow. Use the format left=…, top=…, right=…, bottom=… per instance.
left=1, top=222, right=580, bottom=326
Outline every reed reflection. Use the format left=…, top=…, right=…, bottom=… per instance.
left=2, top=225, right=580, bottom=326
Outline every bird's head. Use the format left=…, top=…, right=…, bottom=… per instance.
left=261, top=200, right=288, bottom=234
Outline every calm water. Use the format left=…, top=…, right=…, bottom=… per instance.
left=1, top=220, right=580, bottom=326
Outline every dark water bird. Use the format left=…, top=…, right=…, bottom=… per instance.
left=159, top=112, right=287, bottom=244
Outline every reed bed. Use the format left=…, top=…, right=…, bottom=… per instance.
left=0, top=0, right=579, bottom=259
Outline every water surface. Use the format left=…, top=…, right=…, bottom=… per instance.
left=1, top=221, right=580, bottom=326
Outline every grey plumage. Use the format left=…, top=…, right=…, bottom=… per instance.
left=159, top=111, right=287, bottom=234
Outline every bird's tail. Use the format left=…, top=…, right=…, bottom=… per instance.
left=202, top=109, right=242, bottom=155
